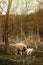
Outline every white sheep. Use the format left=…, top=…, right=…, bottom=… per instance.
left=25, top=48, right=33, bottom=55
left=14, top=43, right=27, bottom=55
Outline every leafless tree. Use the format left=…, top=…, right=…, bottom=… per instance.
left=4, top=0, right=12, bottom=54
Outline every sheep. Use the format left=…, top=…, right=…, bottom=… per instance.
left=25, top=48, right=33, bottom=55
left=14, top=43, right=27, bottom=55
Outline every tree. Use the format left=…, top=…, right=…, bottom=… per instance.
left=4, top=0, right=12, bottom=54
left=0, top=0, right=8, bottom=42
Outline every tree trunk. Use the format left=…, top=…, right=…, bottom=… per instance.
left=5, top=19, right=9, bottom=54
left=4, top=0, right=12, bottom=55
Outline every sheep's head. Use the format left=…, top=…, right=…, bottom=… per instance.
left=23, top=46, right=27, bottom=52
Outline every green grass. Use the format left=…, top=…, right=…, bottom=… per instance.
left=0, top=47, right=43, bottom=65
left=0, top=54, right=43, bottom=65
left=33, top=51, right=43, bottom=57
left=0, top=58, right=43, bottom=65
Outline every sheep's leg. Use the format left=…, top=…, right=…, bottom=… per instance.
left=29, top=52, right=32, bottom=55
left=26, top=51, right=31, bottom=55
left=19, top=51, right=22, bottom=55
left=27, top=52, right=29, bottom=55
left=15, top=52, right=17, bottom=55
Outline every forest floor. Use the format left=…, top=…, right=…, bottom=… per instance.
left=0, top=43, right=43, bottom=65
left=0, top=55, right=43, bottom=65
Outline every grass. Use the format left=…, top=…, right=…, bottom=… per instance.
left=0, top=57, right=43, bottom=65
left=0, top=54, right=43, bottom=65
left=33, top=51, right=43, bottom=57
left=0, top=46, right=43, bottom=65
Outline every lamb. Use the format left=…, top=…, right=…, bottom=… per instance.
left=25, top=48, right=33, bottom=55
